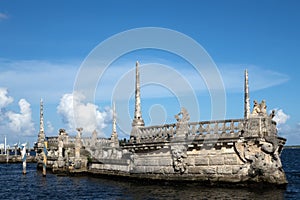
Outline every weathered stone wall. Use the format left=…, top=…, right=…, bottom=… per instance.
left=91, top=159, right=131, bottom=172
left=132, top=148, right=174, bottom=174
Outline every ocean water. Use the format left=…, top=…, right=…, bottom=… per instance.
left=0, top=148, right=299, bottom=200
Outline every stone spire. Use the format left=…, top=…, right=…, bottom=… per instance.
left=37, top=98, right=45, bottom=149
left=132, top=61, right=145, bottom=127
left=244, top=69, right=250, bottom=118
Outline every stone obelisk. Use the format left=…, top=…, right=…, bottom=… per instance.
left=244, top=69, right=250, bottom=118
left=132, top=61, right=145, bottom=127
left=37, top=99, right=45, bottom=151
left=131, top=61, right=144, bottom=138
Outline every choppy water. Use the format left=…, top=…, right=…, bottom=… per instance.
left=0, top=148, right=299, bottom=199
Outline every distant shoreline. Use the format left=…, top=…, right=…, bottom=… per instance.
left=283, top=145, right=300, bottom=149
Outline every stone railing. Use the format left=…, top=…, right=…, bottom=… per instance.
left=132, top=119, right=245, bottom=143
left=188, top=119, right=244, bottom=139
left=47, top=136, right=58, bottom=146
left=46, top=136, right=110, bottom=148
left=136, top=123, right=177, bottom=143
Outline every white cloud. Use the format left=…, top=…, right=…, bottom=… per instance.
left=57, top=92, right=112, bottom=136
left=0, top=58, right=78, bottom=104
left=272, top=109, right=290, bottom=125
left=0, top=88, right=13, bottom=109
left=276, top=122, right=300, bottom=145
left=6, top=99, right=35, bottom=136
left=0, top=13, right=8, bottom=21
left=46, top=121, right=54, bottom=134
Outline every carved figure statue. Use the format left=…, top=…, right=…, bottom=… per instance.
left=252, top=99, right=269, bottom=116
left=252, top=100, right=261, bottom=115
left=59, top=128, right=66, bottom=135
left=76, top=127, right=83, bottom=138
left=269, top=110, right=276, bottom=119
left=260, top=100, right=267, bottom=115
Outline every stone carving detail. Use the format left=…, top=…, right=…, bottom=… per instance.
left=251, top=100, right=268, bottom=116
left=171, top=144, right=187, bottom=174
left=175, top=107, right=190, bottom=138
left=234, top=139, right=286, bottom=183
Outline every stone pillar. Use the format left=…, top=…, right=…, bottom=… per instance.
left=74, top=128, right=83, bottom=169
left=75, top=128, right=83, bottom=159
left=4, top=135, right=6, bottom=155
left=43, top=141, right=48, bottom=176
left=57, top=129, right=65, bottom=168
left=21, top=144, right=26, bottom=175
left=14, top=145, right=17, bottom=156
left=244, top=69, right=250, bottom=119
left=111, top=102, right=119, bottom=147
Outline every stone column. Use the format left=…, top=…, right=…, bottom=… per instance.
left=57, top=129, right=65, bottom=168
left=74, top=128, right=83, bottom=169
left=111, top=102, right=119, bottom=147
left=43, top=141, right=48, bottom=176
left=244, top=69, right=250, bottom=119
left=75, top=128, right=83, bottom=159
left=21, top=144, right=26, bottom=174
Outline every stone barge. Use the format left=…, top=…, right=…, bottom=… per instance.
left=35, top=62, right=287, bottom=187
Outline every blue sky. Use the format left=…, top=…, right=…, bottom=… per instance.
left=0, top=0, right=299, bottom=146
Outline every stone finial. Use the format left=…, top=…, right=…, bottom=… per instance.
left=244, top=69, right=250, bottom=118
left=132, top=61, right=145, bottom=128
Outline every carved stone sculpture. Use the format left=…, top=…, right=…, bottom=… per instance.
left=252, top=100, right=261, bottom=115
left=175, top=107, right=190, bottom=138
left=260, top=100, right=267, bottom=115
left=269, top=110, right=276, bottom=119
left=234, top=139, right=286, bottom=184
left=252, top=100, right=268, bottom=116
left=171, top=144, right=187, bottom=174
